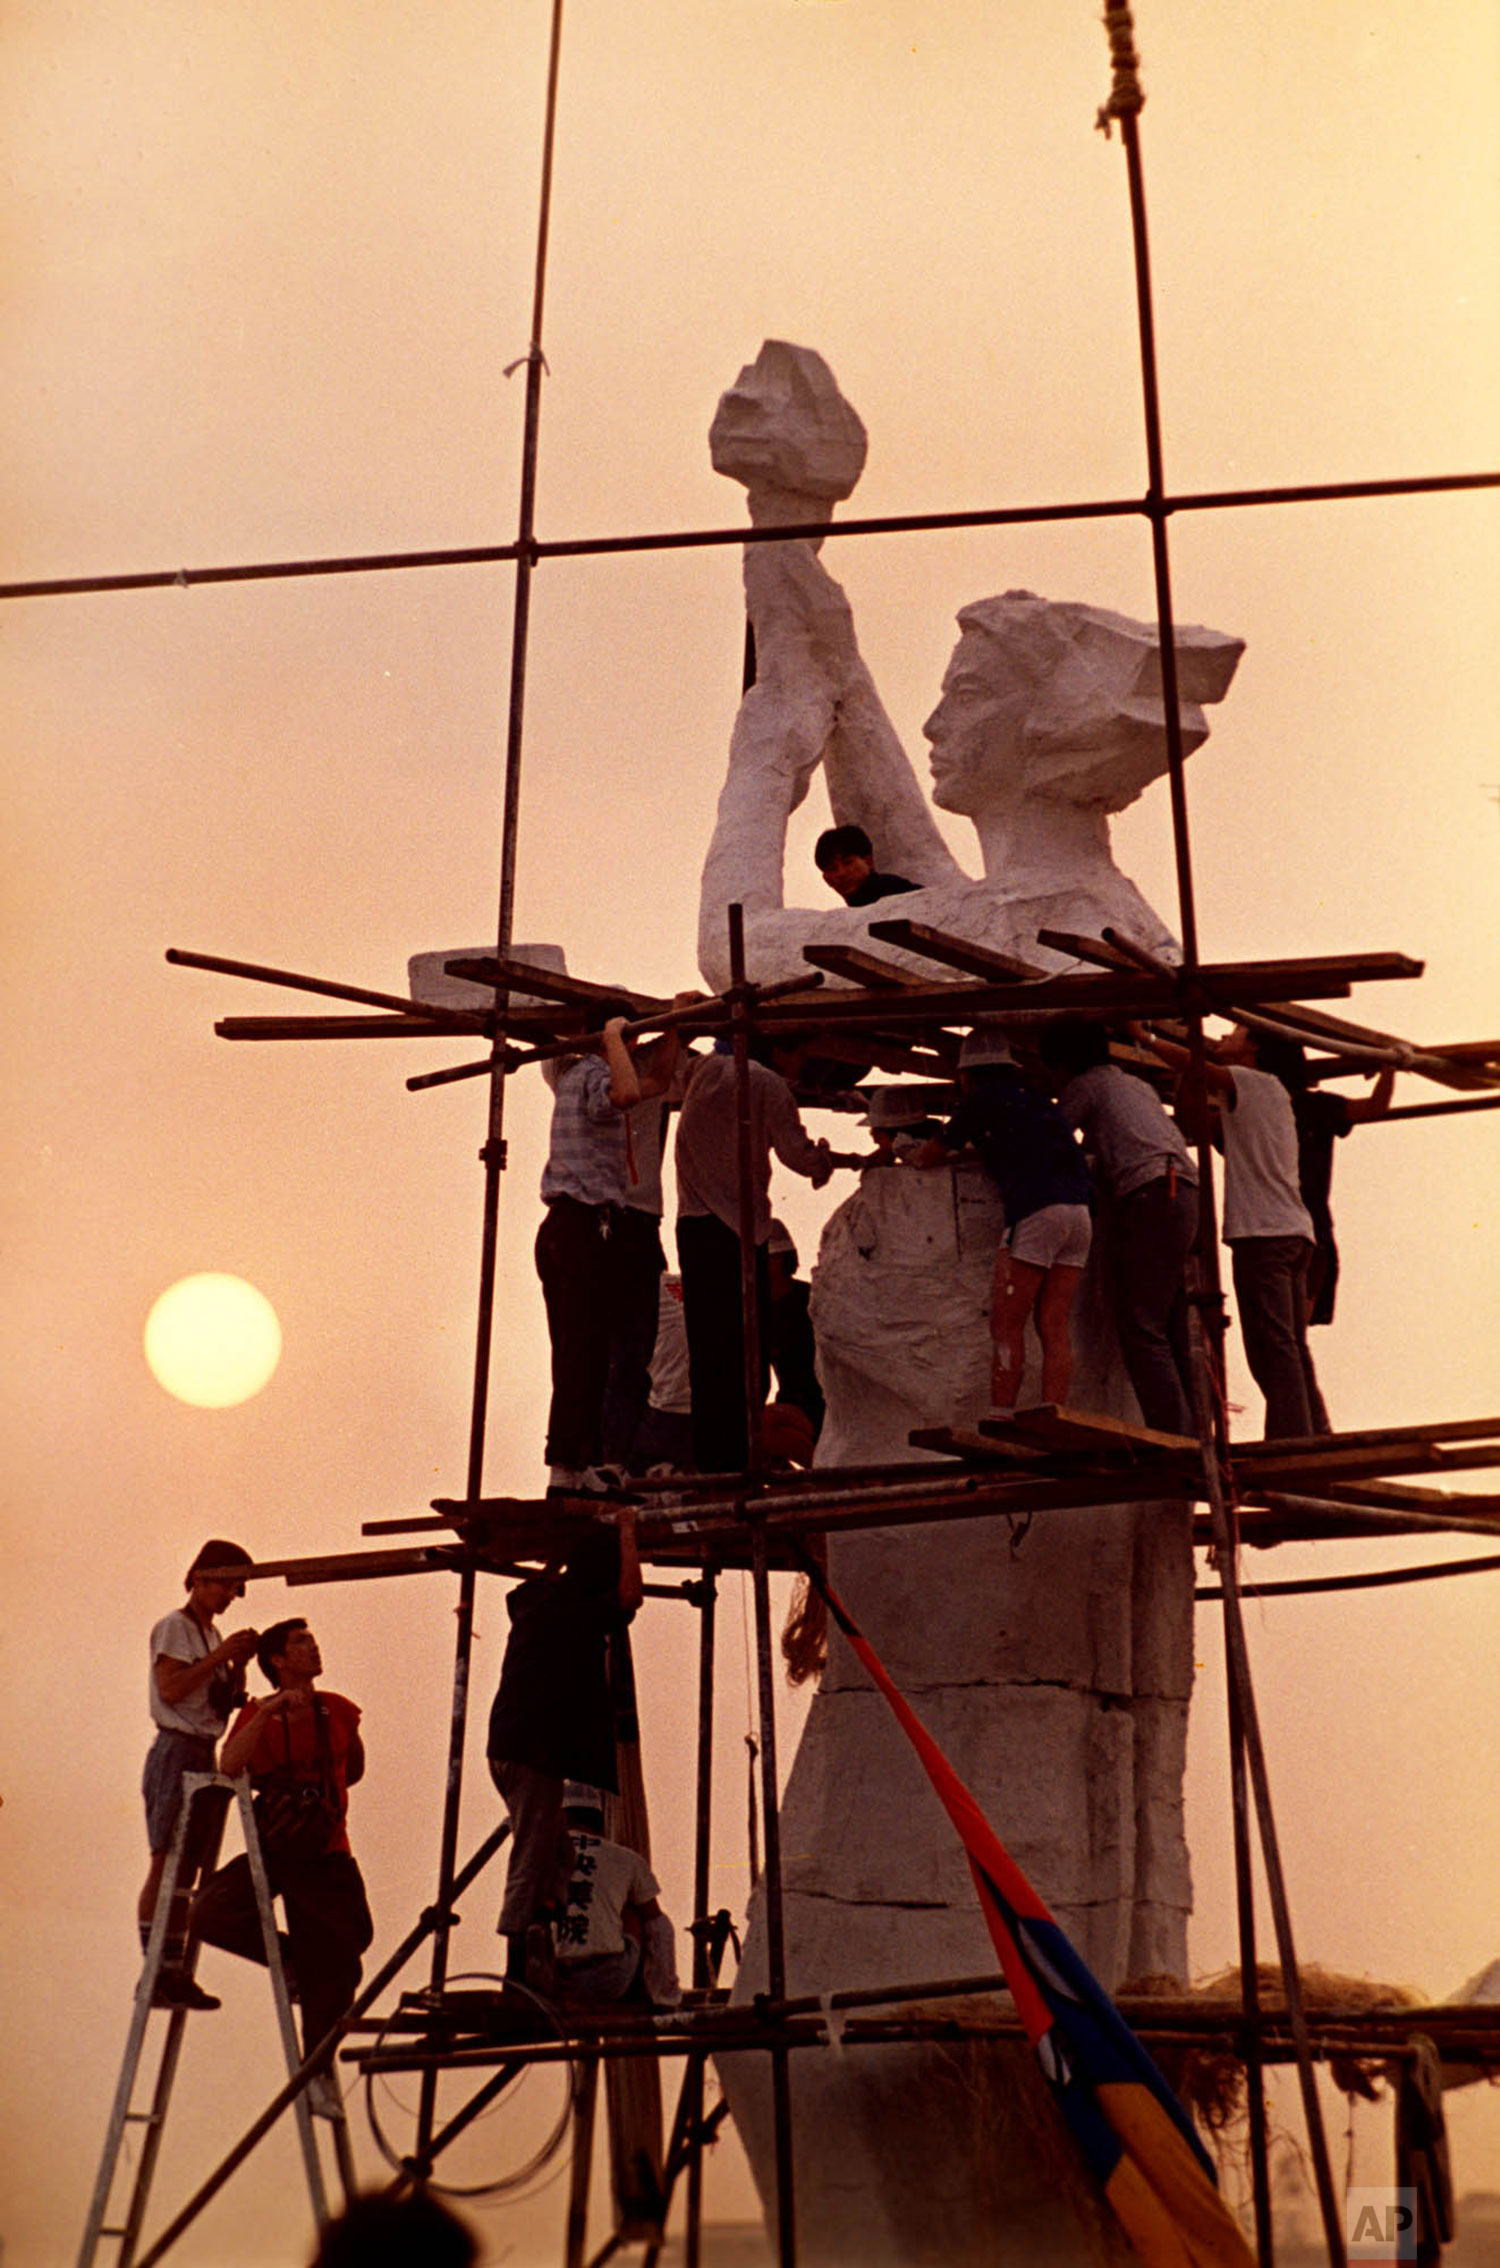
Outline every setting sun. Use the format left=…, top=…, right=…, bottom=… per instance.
left=143, top=1273, right=282, bottom=1408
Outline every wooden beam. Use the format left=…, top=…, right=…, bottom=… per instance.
left=197, top=1547, right=456, bottom=1585
left=216, top=1015, right=489, bottom=1041
left=866, top=919, right=1048, bottom=983
left=908, top=1426, right=1048, bottom=1464
left=1305, top=1478, right=1500, bottom=1516
left=1231, top=999, right=1499, bottom=1091
left=445, top=954, right=667, bottom=1015
left=1034, top=928, right=1140, bottom=971
left=980, top=1404, right=1200, bottom=1460
left=1238, top=1443, right=1500, bottom=1488
left=1422, top=1038, right=1500, bottom=1061
left=1382, top=1096, right=1500, bottom=1126
left=798, top=943, right=936, bottom=991
left=166, top=946, right=490, bottom=1027
left=746, top=956, right=1406, bottom=1028
left=1227, top=1414, right=1500, bottom=1460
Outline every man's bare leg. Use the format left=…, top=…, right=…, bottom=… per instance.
left=138, top=1852, right=168, bottom=1934
left=989, top=1252, right=1045, bottom=1409
left=1036, top=1264, right=1085, bottom=1407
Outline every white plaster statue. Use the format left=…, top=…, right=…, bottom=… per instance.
left=708, top=346, right=1243, bottom=2266
left=699, top=344, right=1241, bottom=995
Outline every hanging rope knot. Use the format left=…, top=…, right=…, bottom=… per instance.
left=502, top=343, right=550, bottom=380
left=1095, top=0, right=1145, bottom=135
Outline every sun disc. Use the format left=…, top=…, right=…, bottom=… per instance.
left=144, top=1273, right=282, bottom=1408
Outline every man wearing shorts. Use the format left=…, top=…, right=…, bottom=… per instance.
left=913, top=1028, right=1093, bottom=1411
left=140, top=1537, right=257, bottom=2010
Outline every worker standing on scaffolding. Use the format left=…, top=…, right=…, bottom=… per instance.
left=1255, top=1032, right=1400, bottom=1429
left=1039, top=1017, right=1199, bottom=1436
left=486, top=1513, right=643, bottom=1991
left=1132, top=1019, right=1325, bottom=1439
left=599, top=1001, right=701, bottom=1473
left=909, top=1027, right=1093, bottom=1413
left=674, top=1034, right=839, bottom=1474
left=139, top=1538, right=257, bottom=2011
left=536, top=1006, right=675, bottom=1498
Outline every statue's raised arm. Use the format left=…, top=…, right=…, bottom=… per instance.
left=698, top=343, right=962, bottom=985
left=698, top=341, right=1245, bottom=993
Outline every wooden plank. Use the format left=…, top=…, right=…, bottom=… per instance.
left=1228, top=1415, right=1500, bottom=1460
left=1308, top=1479, right=1500, bottom=1516
left=799, top=942, right=940, bottom=990
left=1236, top=1443, right=1445, bottom=1484
left=1100, top=926, right=1180, bottom=979
left=1383, top=1097, right=1500, bottom=1126
left=908, top=1426, right=1047, bottom=1463
left=1035, top=928, right=1139, bottom=971
left=167, top=946, right=491, bottom=1026
left=1236, top=1000, right=1497, bottom=1091
left=199, top=1547, right=455, bottom=1585
left=1244, top=1491, right=1500, bottom=1544
left=217, top=1015, right=483, bottom=1041
left=866, top=919, right=1048, bottom=983
left=1237, top=1443, right=1500, bottom=1489
left=751, top=953, right=1416, bottom=1029
left=446, top=954, right=668, bottom=1015
left=981, top=1404, right=1200, bottom=1459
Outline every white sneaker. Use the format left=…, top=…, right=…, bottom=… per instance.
left=576, top=1465, right=639, bottom=1500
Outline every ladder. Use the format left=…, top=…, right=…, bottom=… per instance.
left=78, top=1770, right=357, bottom=2268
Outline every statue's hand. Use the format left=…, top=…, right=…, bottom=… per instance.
left=744, top=484, right=834, bottom=533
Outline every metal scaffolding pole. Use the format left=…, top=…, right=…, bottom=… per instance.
left=415, top=0, right=569, bottom=2177
left=683, top=1572, right=719, bottom=2268
left=1103, top=6, right=1344, bottom=2256
left=726, top=902, right=799, bottom=2267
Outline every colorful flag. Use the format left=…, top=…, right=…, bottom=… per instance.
left=805, top=1557, right=1255, bottom=2268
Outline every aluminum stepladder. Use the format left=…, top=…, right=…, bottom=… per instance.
left=79, top=1770, right=356, bottom=2268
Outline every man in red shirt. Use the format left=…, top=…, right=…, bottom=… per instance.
left=193, top=1619, right=373, bottom=2057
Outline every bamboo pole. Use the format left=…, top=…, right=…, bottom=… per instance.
left=414, top=0, right=569, bottom=2181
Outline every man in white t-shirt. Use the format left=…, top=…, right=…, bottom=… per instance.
left=553, top=1786, right=681, bottom=2007
left=1133, top=1021, right=1324, bottom=1440
left=140, top=1537, right=258, bottom=2008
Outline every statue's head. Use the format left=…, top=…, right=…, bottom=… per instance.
left=922, top=591, right=1244, bottom=818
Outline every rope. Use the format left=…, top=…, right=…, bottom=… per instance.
left=1096, top=1, right=1145, bottom=136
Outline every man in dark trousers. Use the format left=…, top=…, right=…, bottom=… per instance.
left=675, top=1037, right=846, bottom=1474
left=486, top=1513, right=643, bottom=1988
left=1040, top=1017, right=1199, bottom=1437
left=139, top=1537, right=257, bottom=2010
left=195, top=1618, right=373, bottom=2057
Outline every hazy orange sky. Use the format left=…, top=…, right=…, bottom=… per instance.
left=4, top=4, right=1499, bottom=2263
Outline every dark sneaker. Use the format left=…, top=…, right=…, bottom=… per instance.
left=153, top=1971, right=221, bottom=2012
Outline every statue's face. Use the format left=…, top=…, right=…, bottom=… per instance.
left=921, top=631, right=1029, bottom=814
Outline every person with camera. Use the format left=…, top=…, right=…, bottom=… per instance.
left=194, top=1618, right=373, bottom=2058
left=139, top=1537, right=258, bottom=2011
